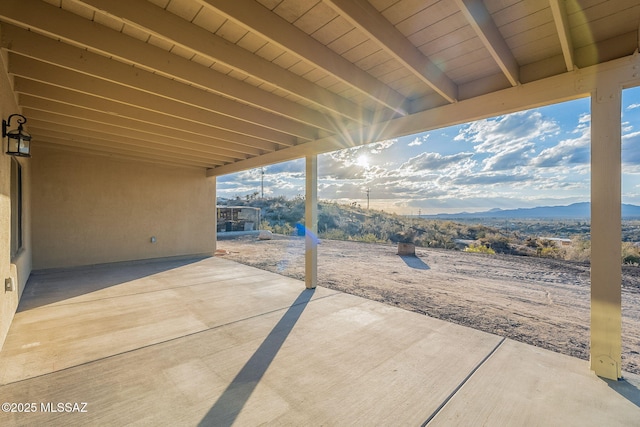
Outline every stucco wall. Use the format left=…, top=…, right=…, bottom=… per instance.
left=31, top=146, right=216, bottom=269
left=0, top=51, right=32, bottom=350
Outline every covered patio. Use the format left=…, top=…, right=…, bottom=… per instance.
left=1, top=1, right=640, bottom=424
left=0, top=256, right=638, bottom=425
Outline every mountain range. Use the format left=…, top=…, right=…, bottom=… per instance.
left=423, top=202, right=640, bottom=220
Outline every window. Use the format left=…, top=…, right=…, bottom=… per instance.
left=10, top=157, right=23, bottom=257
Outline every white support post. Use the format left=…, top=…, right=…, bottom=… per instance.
left=212, top=176, right=217, bottom=254
left=305, top=155, right=318, bottom=289
left=590, top=84, right=622, bottom=380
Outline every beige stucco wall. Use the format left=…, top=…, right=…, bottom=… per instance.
left=0, top=51, right=32, bottom=350
left=31, top=145, right=216, bottom=270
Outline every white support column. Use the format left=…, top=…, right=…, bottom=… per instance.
left=212, top=176, right=217, bottom=254
left=590, top=83, right=622, bottom=380
left=305, top=155, right=318, bottom=289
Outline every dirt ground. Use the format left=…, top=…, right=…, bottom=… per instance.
left=217, top=234, right=640, bottom=375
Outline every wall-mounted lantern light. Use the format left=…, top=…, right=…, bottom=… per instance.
left=3, top=114, right=31, bottom=157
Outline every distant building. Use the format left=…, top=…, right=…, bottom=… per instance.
left=217, top=206, right=261, bottom=232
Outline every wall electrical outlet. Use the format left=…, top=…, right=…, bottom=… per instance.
left=5, top=277, right=14, bottom=292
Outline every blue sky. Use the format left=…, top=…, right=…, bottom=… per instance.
left=218, top=86, right=640, bottom=215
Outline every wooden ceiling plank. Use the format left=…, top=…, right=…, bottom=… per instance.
left=73, top=0, right=368, bottom=123
left=454, top=0, right=520, bottom=86
left=193, top=0, right=409, bottom=115
left=325, top=0, right=458, bottom=103
left=0, top=2, right=359, bottom=131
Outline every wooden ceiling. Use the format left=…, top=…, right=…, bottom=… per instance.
left=1, top=0, right=639, bottom=174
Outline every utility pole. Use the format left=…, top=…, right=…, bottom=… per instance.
left=261, top=167, right=265, bottom=199
left=366, top=188, right=370, bottom=209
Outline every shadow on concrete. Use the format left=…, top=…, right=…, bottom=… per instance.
left=199, top=288, right=316, bottom=427
left=400, top=255, right=430, bottom=270
left=18, top=256, right=209, bottom=311
left=604, top=376, right=640, bottom=407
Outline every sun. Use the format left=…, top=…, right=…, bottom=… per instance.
left=356, top=154, right=370, bottom=168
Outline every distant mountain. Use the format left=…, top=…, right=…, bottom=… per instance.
left=422, top=202, right=640, bottom=220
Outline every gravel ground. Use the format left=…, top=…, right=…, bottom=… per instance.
left=217, top=235, right=640, bottom=374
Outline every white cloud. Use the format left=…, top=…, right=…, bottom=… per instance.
left=408, top=134, right=429, bottom=146
left=454, top=111, right=559, bottom=154
left=400, top=152, right=474, bottom=171
left=531, top=127, right=590, bottom=168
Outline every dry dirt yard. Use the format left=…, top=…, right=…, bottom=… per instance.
left=217, top=234, right=640, bottom=375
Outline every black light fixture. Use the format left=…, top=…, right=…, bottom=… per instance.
left=3, top=114, right=31, bottom=157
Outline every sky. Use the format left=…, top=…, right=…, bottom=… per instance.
left=217, top=86, right=640, bottom=215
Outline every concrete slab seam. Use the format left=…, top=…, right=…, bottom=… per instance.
left=421, top=337, right=507, bottom=426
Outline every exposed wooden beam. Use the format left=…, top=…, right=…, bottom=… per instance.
left=194, top=0, right=409, bottom=115
left=33, top=141, right=209, bottom=170
left=29, top=114, right=238, bottom=165
left=9, top=54, right=298, bottom=147
left=453, top=0, right=519, bottom=86
left=0, top=2, right=364, bottom=129
left=549, top=0, right=575, bottom=72
left=324, top=0, right=457, bottom=104
left=14, top=78, right=282, bottom=153
left=1, top=26, right=322, bottom=142
left=68, top=0, right=368, bottom=124
left=21, top=102, right=257, bottom=158
left=32, top=132, right=218, bottom=168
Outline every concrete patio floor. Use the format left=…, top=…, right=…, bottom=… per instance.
left=0, top=256, right=638, bottom=426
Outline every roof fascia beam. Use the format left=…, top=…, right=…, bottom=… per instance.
left=453, top=0, right=519, bottom=86
left=72, top=0, right=369, bottom=124
left=549, top=0, right=575, bottom=72
left=194, top=0, right=408, bottom=115
left=324, top=0, right=457, bottom=103
left=208, top=53, right=640, bottom=176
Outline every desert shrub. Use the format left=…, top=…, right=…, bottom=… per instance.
left=320, top=229, right=349, bottom=241
left=539, top=246, right=563, bottom=258
left=564, top=237, right=590, bottom=262
left=465, top=244, right=495, bottom=254
left=353, top=233, right=381, bottom=243
left=622, top=242, right=640, bottom=265
left=271, top=223, right=294, bottom=236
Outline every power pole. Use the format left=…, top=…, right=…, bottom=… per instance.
left=366, top=188, right=370, bottom=209
left=261, top=167, right=265, bottom=198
